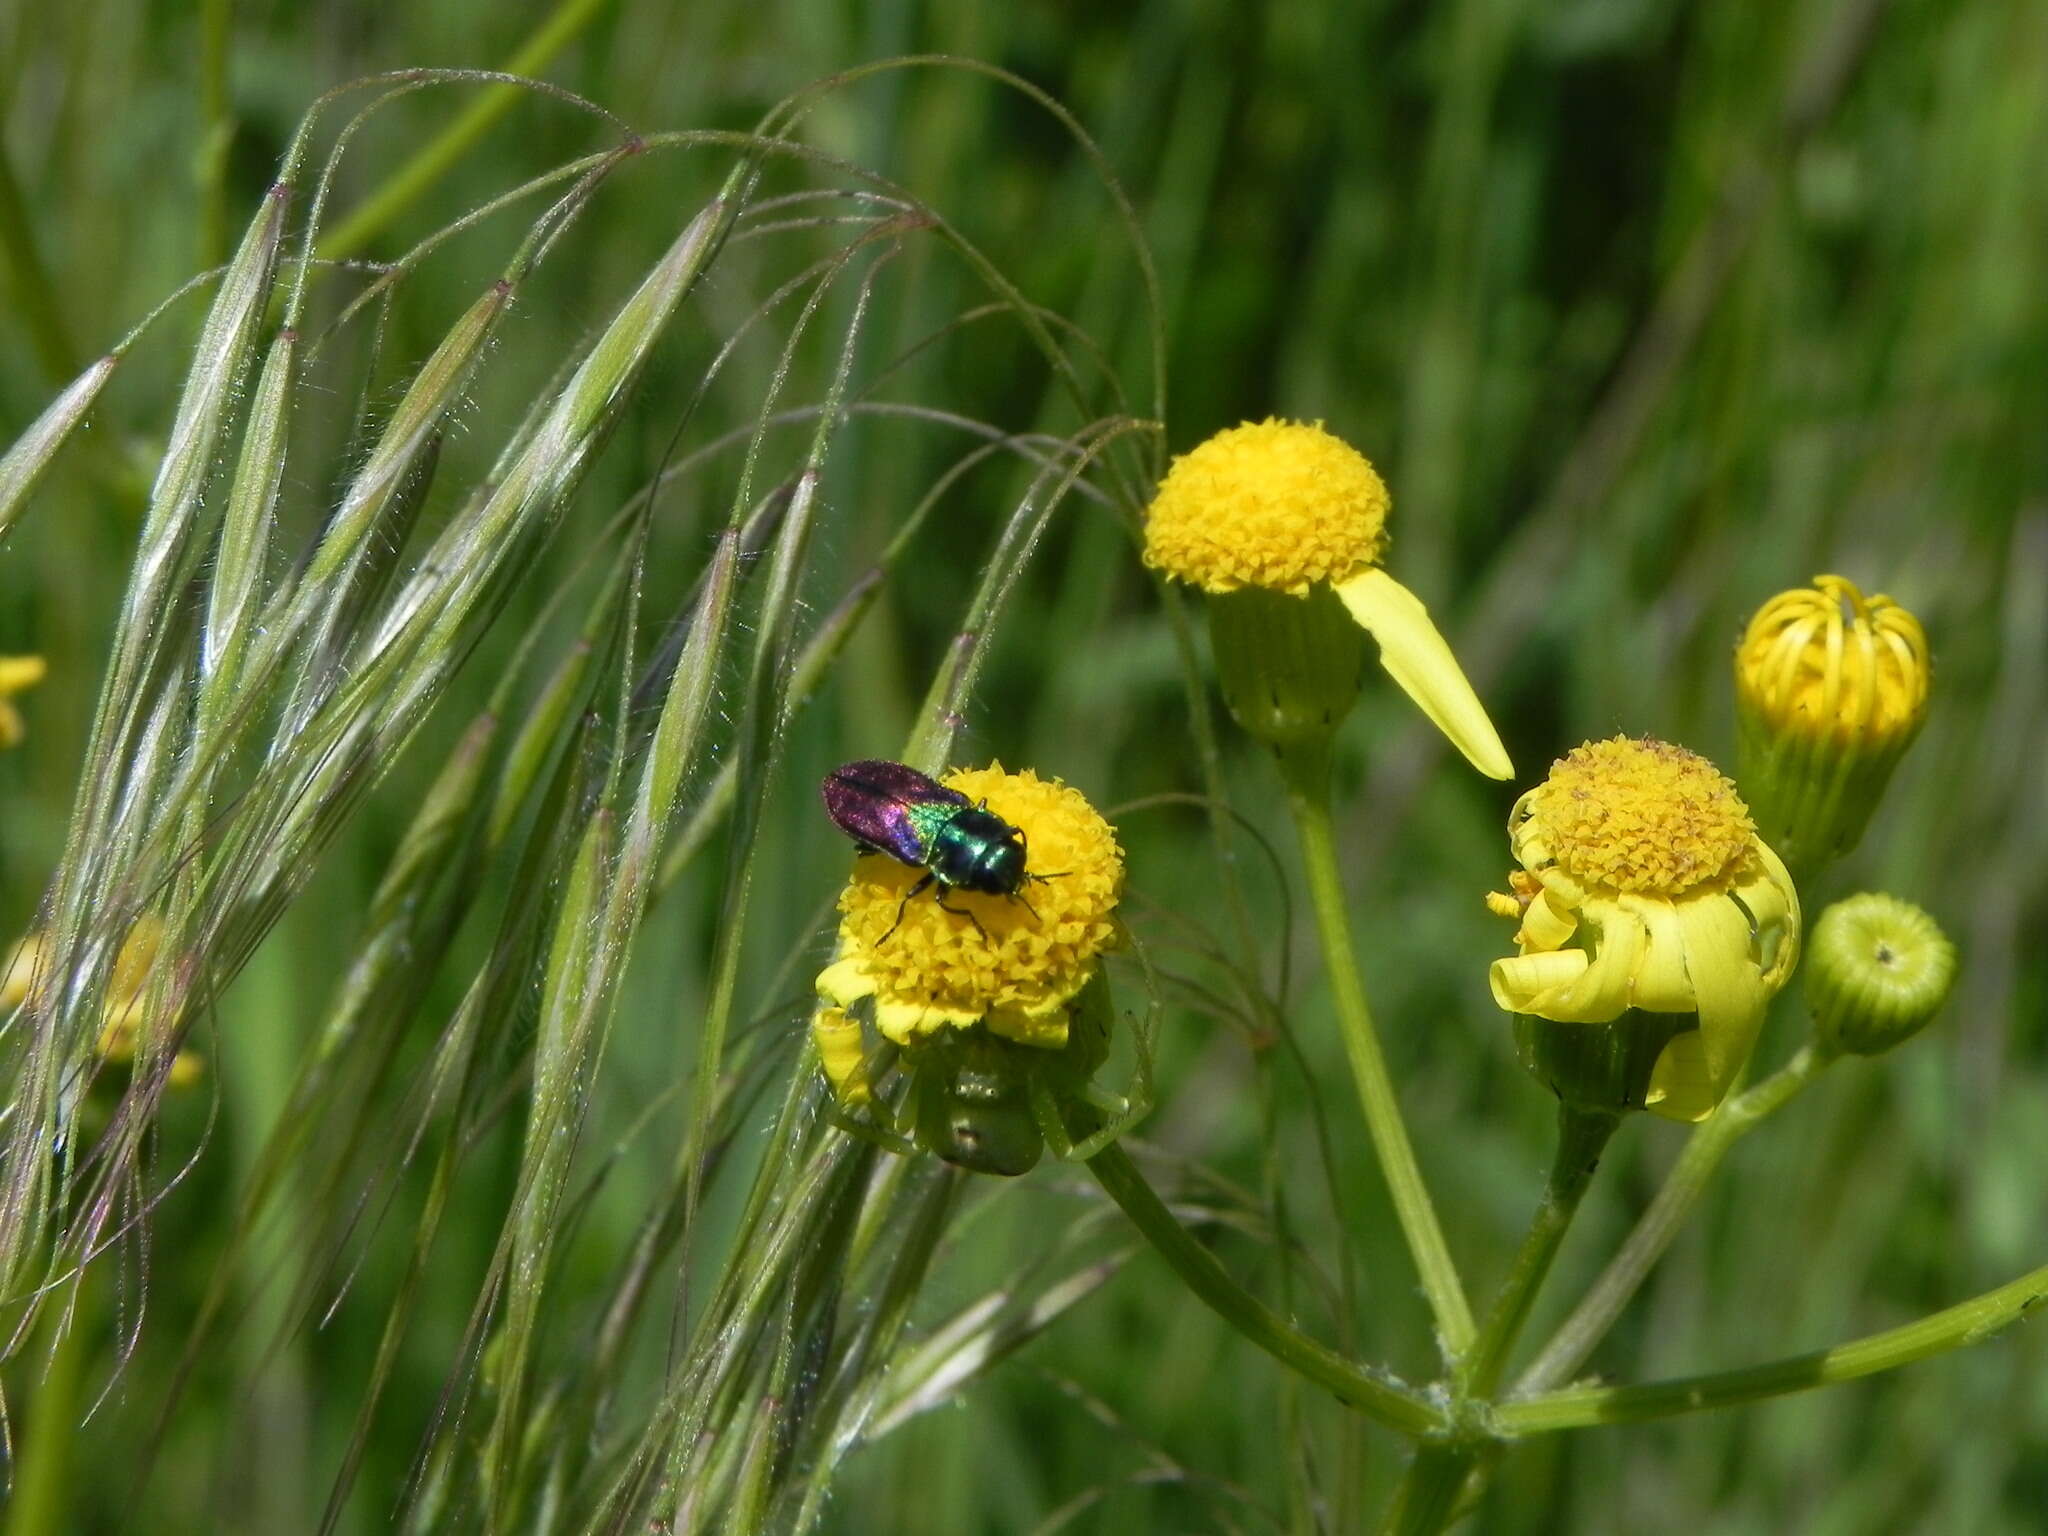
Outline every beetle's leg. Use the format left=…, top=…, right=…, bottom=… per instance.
left=878, top=872, right=936, bottom=946
left=932, top=884, right=990, bottom=942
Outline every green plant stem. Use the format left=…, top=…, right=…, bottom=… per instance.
left=315, top=0, right=618, bottom=262
left=1497, top=1254, right=2048, bottom=1432
left=1379, top=1446, right=1472, bottom=1536
left=1463, top=1106, right=1619, bottom=1399
left=1514, top=1044, right=1827, bottom=1395
left=1276, top=736, right=1476, bottom=1359
left=1085, top=1140, right=1443, bottom=1438
left=1383, top=1105, right=1617, bottom=1534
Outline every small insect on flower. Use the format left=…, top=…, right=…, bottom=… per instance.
left=821, top=760, right=1053, bottom=941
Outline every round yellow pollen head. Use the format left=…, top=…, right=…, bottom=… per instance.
left=1142, top=419, right=1390, bottom=595
left=826, top=765, right=1123, bottom=1047
left=1736, top=575, right=1928, bottom=744
left=1521, top=737, right=1755, bottom=897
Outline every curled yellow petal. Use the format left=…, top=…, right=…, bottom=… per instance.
left=812, top=1006, right=872, bottom=1107
left=1331, top=568, right=1512, bottom=780
left=1517, top=888, right=1579, bottom=950
left=1645, top=1033, right=1717, bottom=1122
left=1625, top=896, right=1696, bottom=1013
left=1491, top=949, right=1589, bottom=1014
left=1671, top=895, right=1766, bottom=1093
left=815, top=957, right=875, bottom=1011
left=1532, top=905, right=1647, bottom=1021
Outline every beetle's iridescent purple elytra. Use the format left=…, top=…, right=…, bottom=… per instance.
left=821, top=760, right=1033, bottom=939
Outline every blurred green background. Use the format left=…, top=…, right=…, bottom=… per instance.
left=2, top=0, right=2045, bottom=1530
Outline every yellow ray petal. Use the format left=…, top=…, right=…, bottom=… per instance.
left=1528, top=902, right=1647, bottom=1021
left=1645, top=1032, right=1717, bottom=1122
left=1737, top=841, right=1802, bottom=987
left=873, top=995, right=979, bottom=1046
left=1534, top=865, right=1588, bottom=910
left=1491, top=949, right=1588, bottom=1014
left=1517, top=888, right=1580, bottom=952
left=1332, top=567, right=1513, bottom=780
left=987, top=1005, right=1070, bottom=1050
left=815, top=956, right=877, bottom=1010
left=0, top=656, right=46, bottom=694
left=1673, top=894, right=1766, bottom=1094
left=1624, top=896, right=1695, bottom=1013
left=812, top=1006, right=872, bottom=1106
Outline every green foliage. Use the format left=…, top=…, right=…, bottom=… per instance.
left=0, top=1, right=2043, bottom=1531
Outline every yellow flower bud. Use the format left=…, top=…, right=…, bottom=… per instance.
left=1735, top=576, right=1929, bottom=875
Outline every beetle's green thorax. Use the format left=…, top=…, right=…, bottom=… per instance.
left=921, top=803, right=1028, bottom=895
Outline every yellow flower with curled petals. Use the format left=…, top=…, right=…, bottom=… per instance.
left=1143, top=419, right=1510, bottom=779
left=0, top=655, right=47, bottom=749
left=1486, top=738, right=1800, bottom=1122
left=1735, top=575, right=1930, bottom=873
left=815, top=764, right=1123, bottom=1051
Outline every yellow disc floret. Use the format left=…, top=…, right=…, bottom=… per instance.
left=1517, top=737, right=1755, bottom=898
left=816, top=764, right=1123, bottom=1050
left=1142, top=419, right=1389, bottom=595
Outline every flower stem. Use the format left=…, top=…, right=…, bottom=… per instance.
left=1514, top=1044, right=1827, bottom=1395
left=1381, top=1106, right=1617, bottom=1533
left=1380, top=1446, right=1476, bottom=1536
left=1085, top=1139, right=1444, bottom=1438
left=1276, top=736, right=1476, bottom=1359
left=1497, top=1255, right=2048, bottom=1433
left=1462, top=1106, right=1619, bottom=1399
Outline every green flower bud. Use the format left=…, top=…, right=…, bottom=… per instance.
left=1806, top=893, right=1956, bottom=1057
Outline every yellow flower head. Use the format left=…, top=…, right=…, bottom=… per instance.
left=1734, top=575, right=1930, bottom=873
left=1487, top=738, right=1800, bottom=1121
left=1141, top=420, right=1510, bottom=779
left=1143, top=419, right=1389, bottom=595
left=0, top=655, right=48, bottom=749
left=815, top=764, right=1123, bottom=1051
